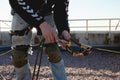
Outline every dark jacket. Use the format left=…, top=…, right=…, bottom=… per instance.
left=9, top=0, right=70, bottom=35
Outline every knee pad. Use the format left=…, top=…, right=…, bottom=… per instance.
left=11, top=45, right=30, bottom=68
left=45, top=43, right=61, bottom=63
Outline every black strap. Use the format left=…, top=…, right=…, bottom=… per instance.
left=10, top=26, right=32, bottom=36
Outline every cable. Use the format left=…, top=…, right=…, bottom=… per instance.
left=94, top=48, right=120, bottom=54
left=0, top=50, right=12, bottom=57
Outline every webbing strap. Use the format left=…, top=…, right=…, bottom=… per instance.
left=10, top=26, right=32, bottom=36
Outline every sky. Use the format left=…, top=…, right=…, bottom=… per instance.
left=0, top=0, right=120, bottom=20
left=68, top=0, right=120, bottom=19
left=0, top=0, right=11, bottom=20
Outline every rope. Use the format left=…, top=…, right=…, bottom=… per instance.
left=0, top=43, right=40, bottom=57
left=94, top=48, right=120, bottom=54
left=0, top=50, right=12, bottom=57
left=36, top=39, right=44, bottom=80
left=32, top=39, right=45, bottom=80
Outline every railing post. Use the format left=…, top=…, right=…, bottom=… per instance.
left=109, top=19, right=111, bottom=38
left=85, top=20, right=89, bottom=42
left=0, top=21, right=2, bottom=45
left=86, top=20, right=88, bottom=32
left=106, top=19, right=112, bottom=45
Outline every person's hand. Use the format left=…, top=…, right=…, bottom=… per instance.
left=58, top=30, right=71, bottom=49
left=61, top=30, right=71, bottom=40
left=39, top=22, right=58, bottom=43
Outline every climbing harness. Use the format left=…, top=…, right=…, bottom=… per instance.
left=10, top=26, right=32, bottom=36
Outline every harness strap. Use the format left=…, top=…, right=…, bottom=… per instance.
left=10, top=26, right=32, bottom=36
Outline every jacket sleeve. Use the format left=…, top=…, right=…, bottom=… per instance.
left=9, top=0, right=44, bottom=28
left=53, top=0, right=70, bottom=36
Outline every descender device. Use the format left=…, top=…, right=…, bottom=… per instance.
left=59, top=38, right=92, bottom=56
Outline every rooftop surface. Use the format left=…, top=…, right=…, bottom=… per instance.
left=0, top=48, right=120, bottom=80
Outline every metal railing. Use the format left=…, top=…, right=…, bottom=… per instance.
left=0, top=20, right=11, bottom=31
left=0, top=20, right=11, bottom=45
left=0, top=18, right=120, bottom=46
left=0, top=18, right=120, bottom=32
left=69, top=18, right=120, bottom=32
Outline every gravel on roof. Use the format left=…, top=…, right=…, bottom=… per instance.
left=0, top=50, right=120, bottom=80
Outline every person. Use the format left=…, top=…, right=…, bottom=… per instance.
left=9, top=0, right=71, bottom=80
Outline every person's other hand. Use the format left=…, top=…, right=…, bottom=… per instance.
left=61, top=30, right=71, bottom=40
left=39, top=22, right=58, bottom=43
left=58, top=30, right=71, bottom=49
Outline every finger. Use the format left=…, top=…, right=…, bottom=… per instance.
left=48, top=33, right=55, bottom=43
left=46, top=34, right=53, bottom=43
left=50, top=30, right=58, bottom=43
left=63, top=35, right=70, bottom=40
left=54, top=33, right=58, bottom=42
left=44, top=33, right=52, bottom=43
left=62, top=30, right=71, bottom=40
left=49, top=35, right=54, bottom=43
